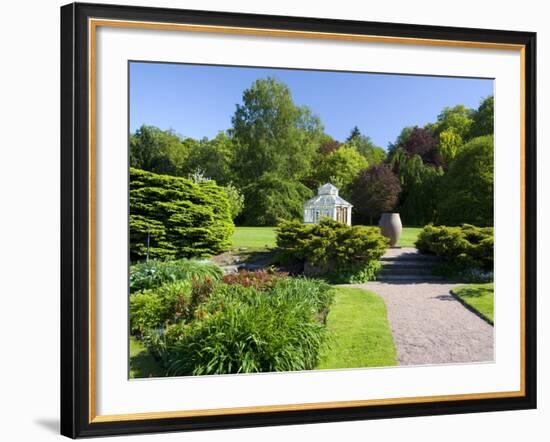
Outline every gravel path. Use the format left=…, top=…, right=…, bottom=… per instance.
left=348, top=280, right=494, bottom=366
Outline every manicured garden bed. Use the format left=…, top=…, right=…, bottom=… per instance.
left=451, top=283, right=494, bottom=324
left=317, top=287, right=397, bottom=369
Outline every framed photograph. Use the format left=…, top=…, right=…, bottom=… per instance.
left=60, top=2, right=536, bottom=438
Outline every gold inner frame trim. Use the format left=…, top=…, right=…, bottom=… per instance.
left=88, top=17, right=527, bottom=423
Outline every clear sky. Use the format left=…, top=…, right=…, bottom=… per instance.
left=129, top=62, right=493, bottom=149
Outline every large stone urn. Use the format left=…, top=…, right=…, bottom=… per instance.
left=379, top=213, right=402, bottom=247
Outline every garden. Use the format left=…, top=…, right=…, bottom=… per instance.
left=129, top=77, right=495, bottom=376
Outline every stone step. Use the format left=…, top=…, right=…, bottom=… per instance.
left=381, top=254, right=440, bottom=263
left=376, top=274, right=445, bottom=282
left=379, top=268, right=435, bottom=277
left=380, top=260, right=438, bottom=270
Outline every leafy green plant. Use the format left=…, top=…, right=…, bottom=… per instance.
left=415, top=224, right=493, bottom=278
left=276, top=219, right=388, bottom=282
left=164, top=285, right=328, bottom=376
left=129, top=258, right=222, bottom=293
left=129, top=280, right=191, bottom=336
left=141, top=278, right=334, bottom=376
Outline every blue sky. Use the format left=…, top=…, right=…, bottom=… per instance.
left=129, top=62, right=493, bottom=149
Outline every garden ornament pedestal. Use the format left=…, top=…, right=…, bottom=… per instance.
left=379, top=212, right=402, bottom=247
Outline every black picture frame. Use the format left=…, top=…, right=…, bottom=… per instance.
left=60, top=2, right=537, bottom=438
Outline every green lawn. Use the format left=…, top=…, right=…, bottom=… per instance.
left=232, top=226, right=278, bottom=250
left=130, top=336, right=163, bottom=379
left=232, top=226, right=421, bottom=250
left=398, top=227, right=422, bottom=247
left=451, top=283, right=494, bottom=324
left=317, top=287, right=397, bottom=369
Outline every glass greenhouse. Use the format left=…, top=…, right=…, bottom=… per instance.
left=303, top=183, right=353, bottom=226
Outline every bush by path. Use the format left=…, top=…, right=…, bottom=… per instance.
left=276, top=219, right=388, bottom=283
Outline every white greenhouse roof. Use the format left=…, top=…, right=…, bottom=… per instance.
left=304, top=183, right=353, bottom=209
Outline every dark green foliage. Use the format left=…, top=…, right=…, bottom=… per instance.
left=437, top=136, right=494, bottom=226
left=182, top=132, right=235, bottom=185
left=415, top=224, right=494, bottom=271
left=142, top=278, right=334, bottom=376
left=130, top=168, right=234, bottom=260
left=469, top=96, right=494, bottom=139
left=276, top=219, right=388, bottom=282
left=129, top=258, right=223, bottom=293
left=130, top=125, right=191, bottom=175
left=350, top=164, right=401, bottom=224
left=239, top=174, right=313, bottom=226
left=346, top=126, right=386, bottom=165
left=390, top=150, right=444, bottom=226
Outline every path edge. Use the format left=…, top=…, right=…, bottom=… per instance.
left=449, top=289, right=494, bottom=326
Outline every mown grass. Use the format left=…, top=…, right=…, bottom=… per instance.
left=232, top=226, right=421, bottom=251
left=451, top=283, right=494, bottom=324
left=129, top=336, right=163, bottom=379
left=232, top=227, right=278, bottom=250
left=398, top=227, right=423, bottom=248
left=317, top=287, right=397, bottom=369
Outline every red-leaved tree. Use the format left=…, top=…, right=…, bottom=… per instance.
left=350, top=165, right=401, bottom=225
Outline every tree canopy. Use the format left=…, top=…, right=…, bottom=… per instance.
left=350, top=165, right=401, bottom=224
left=437, top=135, right=494, bottom=226
left=129, top=76, right=493, bottom=230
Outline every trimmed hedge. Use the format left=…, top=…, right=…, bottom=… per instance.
left=276, top=219, right=388, bottom=282
left=415, top=224, right=493, bottom=271
left=130, top=168, right=234, bottom=261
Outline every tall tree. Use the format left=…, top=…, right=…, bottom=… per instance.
left=350, top=165, right=401, bottom=225
left=469, top=96, right=494, bottom=139
left=346, top=126, right=361, bottom=143
left=313, top=145, right=368, bottom=191
left=437, top=135, right=494, bottom=226
left=346, top=126, right=386, bottom=165
left=400, top=127, right=441, bottom=166
left=230, top=78, right=324, bottom=224
left=130, top=125, right=191, bottom=175
left=231, top=77, right=323, bottom=184
left=183, top=131, right=235, bottom=185
left=432, top=104, right=475, bottom=141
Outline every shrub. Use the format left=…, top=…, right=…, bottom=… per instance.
left=129, top=280, right=191, bottom=336
left=276, top=219, right=388, bottom=281
left=323, top=261, right=382, bottom=284
left=222, top=269, right=288, bottom=290
left=415, top=224, right=493, bottom=272
left=129, top=258, right=223, bottom=293
left=130, top=167, right=234, bottom=260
